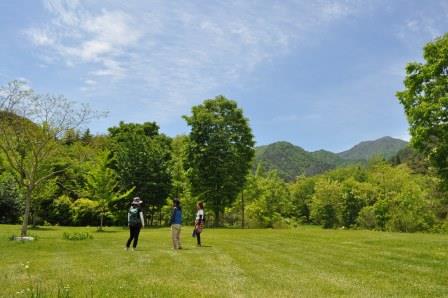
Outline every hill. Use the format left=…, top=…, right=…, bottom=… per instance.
left=254, top=142, right=346, bottom=180
left=337, top=136, right=408, bottom=160
left=255, top=137, right=408, bottom=180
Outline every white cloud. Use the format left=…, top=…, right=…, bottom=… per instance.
left=26, top=0, right=370, bottom=123
left=84, top=79, right=96, bottom=86
left=26, top=28, right=55, bottom=46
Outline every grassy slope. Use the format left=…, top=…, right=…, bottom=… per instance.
left=0, top=225, right=447, bottom=297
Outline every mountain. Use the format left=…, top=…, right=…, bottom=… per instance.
left=254, top=136, right=408, bottom=181
left=254, top=142, right=342, bottom=180
left=337, top=136, right=408, bottom=160
left=255, top=142, right=317, bottom=180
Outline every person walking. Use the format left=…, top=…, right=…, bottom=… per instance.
left=125, top=197, right=144, bottom=251
left=169, top=198, right=182, bottom=250
left=194, top=201, right=205, bottom=247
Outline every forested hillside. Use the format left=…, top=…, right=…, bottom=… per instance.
left=337, top=136, right=407, bottom=160
left=254, top=137, right=407, bottom=180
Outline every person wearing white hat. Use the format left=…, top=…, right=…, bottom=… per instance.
left=125, top=197, right=145, bottom=251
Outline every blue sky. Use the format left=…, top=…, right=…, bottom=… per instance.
left=1, top=0, right=447, bottom=152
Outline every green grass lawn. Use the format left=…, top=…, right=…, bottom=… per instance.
left=0, top=225, right=447, bottom=297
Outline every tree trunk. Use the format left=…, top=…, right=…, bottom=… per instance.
left=21, top=186, right=32, bottom=236
left=100, top=214, right=104, bottom=231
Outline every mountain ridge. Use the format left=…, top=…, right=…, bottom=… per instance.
left=254, top=136, right=408, bottom=181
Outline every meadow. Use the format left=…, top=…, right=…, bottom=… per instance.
left=0, top=225, right=447, bottom=297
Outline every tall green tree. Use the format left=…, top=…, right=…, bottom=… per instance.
left=109, top=122, right=172, bottom=225
left=396, top=33, right=448, bottom=181
left=184, top=95, right=255, bottom=225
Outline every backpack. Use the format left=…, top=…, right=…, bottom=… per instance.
left=129, top=207, right=140, bottom=226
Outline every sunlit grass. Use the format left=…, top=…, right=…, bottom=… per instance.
left=0, top=225, right=447, bottom=297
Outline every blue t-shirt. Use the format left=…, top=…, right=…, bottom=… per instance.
left=170, top=207, right=182, bottom=225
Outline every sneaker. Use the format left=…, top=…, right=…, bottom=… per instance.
left=125, top=247, right=129, bottom=251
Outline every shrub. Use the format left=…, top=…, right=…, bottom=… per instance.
left=48, top=195, right=73, bottom=226
left=310, top=179, right=344, bottom=228
left=62, top=232, right=93, bottom=240
left=71, top=198, right=99, bottom=226
left=357, top=206, right=377, bottom=229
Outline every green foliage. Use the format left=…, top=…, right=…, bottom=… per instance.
left=356, top=206, right=377, bottom=229
left=109, top=122, right=172, bottom=223
left=386, top=182, right=435, bottom=232
left=0, top=80, right=97, bottom=236
left=71, top=198, right=99, bottom=226
left=338, top=136, right=408, bottom=160
left=397, top=33, right=448, bottom=181
left=0, top=172, right=22, bottom=224
left=289, top=177, right=315, bottom=223
left=184, top=96, right=255, bottom=225
left=244, top=171, right=291, bottom=228
left=48, top=195, right=73, bottom=226
left=255, top=142, right=322, bottom=180
left=341, top=179, right=371, bottom=227
left=310, top=179, right=344, bottom=228
left=82, top=150, right=134, bottom=229
left=254, top=138, right=407, bottom=181
left=390, top=146, right=429, bottom=174
left=62, top=231, right=93, bottom=240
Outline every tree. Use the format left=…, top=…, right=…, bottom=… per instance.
left=82, top=150, right=134, bottom=230
left=290, top=176, right=316, bottom=223
left=310, top=179, right=344, bottom=228
left=244, top=170, right=291, bottom=228
left=396, top=33, right=448, bottom=181
left=109, top=122, right=172, bottom=225
left=0, top=80, right=97, bottom=236
left=184, top=96, right=255, bottom=225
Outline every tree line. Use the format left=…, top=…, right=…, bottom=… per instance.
left=1, top=33, right=448, bottom=235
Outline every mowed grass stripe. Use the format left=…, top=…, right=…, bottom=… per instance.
left=0, top=225, right=447, bottom=297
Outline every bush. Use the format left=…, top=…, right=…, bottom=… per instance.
left=357, top=206, right=377, bottom=229
left=48, top=195, right=73, bottom=226
left=71, top=198, right=99, bottom=226
left=385, top=184, right=435, bottom=232
left=310, top=179, right=344, bottom=228
left=62, top=232, right=93, bottom=240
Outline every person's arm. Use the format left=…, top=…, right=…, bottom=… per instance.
left=127, top=212, right=130, bottom=226
left=139, top=211, right=145, bottom=228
